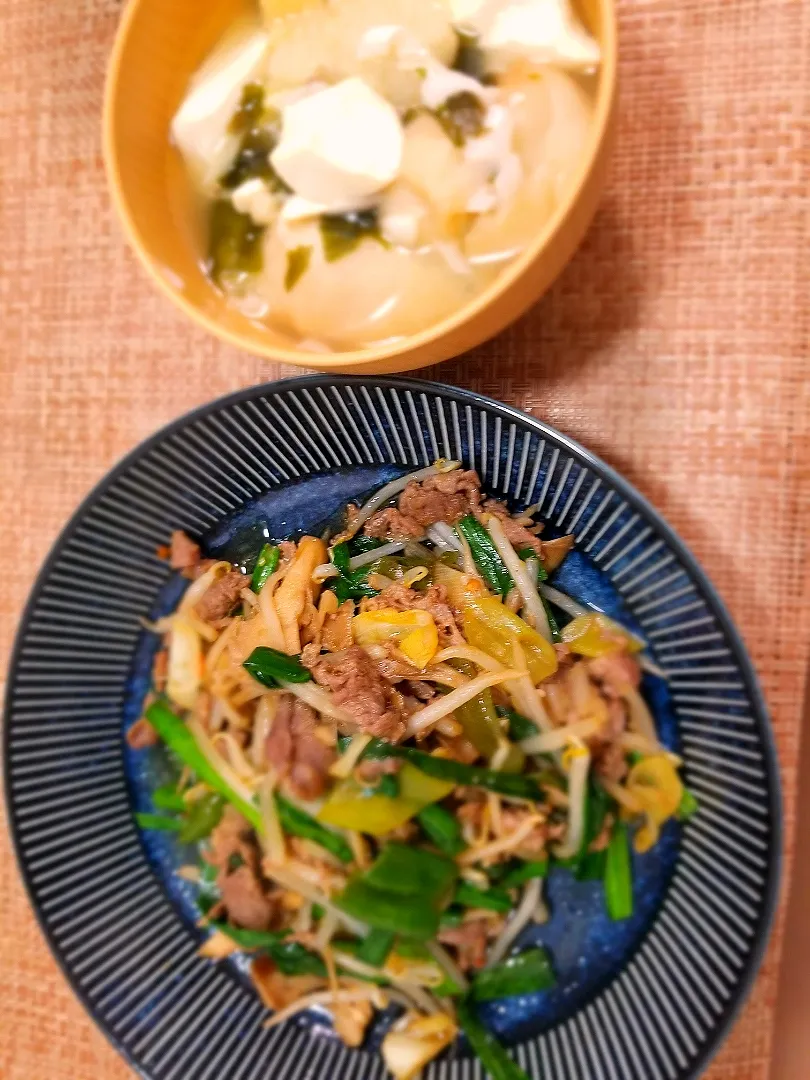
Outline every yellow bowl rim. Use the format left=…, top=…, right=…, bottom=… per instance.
left=102, top=0, right=618, bottom=368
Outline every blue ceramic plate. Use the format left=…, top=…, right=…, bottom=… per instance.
left=5, top=376, right=780, bottom=1080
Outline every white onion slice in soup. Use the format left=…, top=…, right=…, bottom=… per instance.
left=465, top=68, right=593, bottom=263
left=399, top=113, right=485, bottom=224
left=260, top=224, right=481, bottom=347
left=509, top=66, right=594, bottom=199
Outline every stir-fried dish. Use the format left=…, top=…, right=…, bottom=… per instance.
left=129, top=461, right=696, bottom=1080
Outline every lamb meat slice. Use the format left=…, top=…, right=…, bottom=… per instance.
left=438, top=918, right=495, bottom=971
left=126, top=716, right=158, bottom=750
left=305, top=645, right=406, bottom=742
left=397, top=469, right=481, bottom=527
left=195, top=570, right=246, bottom=623
left=590, top=697, right=630, bottom=783
left=220, top=865, right=278, bottom=931
left=205, top=807, right=278, bottom=930
left=265, top=694, right=336, bottom=801
left=206, top=806, right=255, bottom=874
left=363, top=507, right=424, bottom=541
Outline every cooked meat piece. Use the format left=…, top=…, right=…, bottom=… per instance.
left=397, top=469, right=481, bottom=527
left=332, top=503, right=361, bottom=545
left=126, top=716, right=158, bottom=750
left=500, top=807, right=549, bottom=857
left=265, top=694, right=336, bottom=801
left=539, top=672, right=572, bottom=726
left=589, top=697, right=629, bottom=782
left=363, top=582, right=463, bottom=644
left=436, top=732, right=480, bottom=764
left=588, top=812, right=615, bottom=853
left=220, top=865, right=277, bottom=930
left=333, top=998, right=374, bottom=1047
left=206, top=806, right=255, bottom=873
left=252, top=958, right=324, bottom=1010
left=455, top=786, right=487, bottom=805
left=363, top=507, right=425, bottom=541
left=457, top=800, right=485, bottom=827
left=587, top=653, right=642, bottom=697
left=206, top=807, right=277, bottom=930
left=170, top=529, right=201, bottom=572
left=478, top=498, right=544, bottom=556
left=195, top=570, right=246, bottom=623
left=594, top=741, right=628, bottom=783
left=438, top=918, right=492, bottom=971
left=306, top=645, right=406, bottom=742
left=278, top=540, right=298, bottom=563
left=456, top=798, right=486, bottom=842
left=604, top=695, right=628, bottom=741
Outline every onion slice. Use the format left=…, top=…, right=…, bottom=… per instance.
left=538, top=583, right=590, bottom=619
left=426, top=522, right=464, bottom=553
left=433, top=645, right=504, bottom=671
left=506, top=640, right=554, bottom=733
left=484, top=516, right=552, bottom=641
left=551, top=747, right=591, bottom=860
left=406, top=668, right=520, bottom=736
left=520, top=716, right=603, bottom=754
left=258, top=772, right=286, bottom=864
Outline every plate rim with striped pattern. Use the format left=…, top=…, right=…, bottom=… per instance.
left=4, top=374, right=782, bottom=1080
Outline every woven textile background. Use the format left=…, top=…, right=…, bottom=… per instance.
left=1, top=1, right=808, bottom=1078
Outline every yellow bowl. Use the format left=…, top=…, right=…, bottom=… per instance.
left=104, top=0, right=617, bottom=374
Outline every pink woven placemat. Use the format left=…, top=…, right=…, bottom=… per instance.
left=1, top=1, right=808, bottom=1077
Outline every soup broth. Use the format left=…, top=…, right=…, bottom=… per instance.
left=170, top=0, right=601, bottom=351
